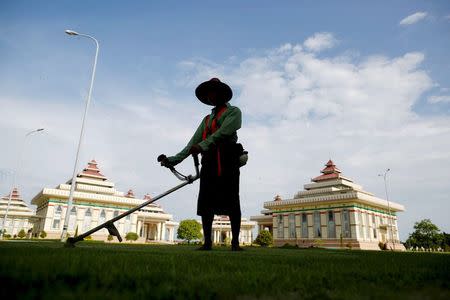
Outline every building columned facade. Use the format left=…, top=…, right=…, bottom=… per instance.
left=251, top=160, right=406, bottom=251
left=0, top=188, right=35, bottom=237
left=198, top=215, right=256, bottom=245
left=31, top=160, right=178, bottom=242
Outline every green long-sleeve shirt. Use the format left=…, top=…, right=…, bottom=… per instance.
left=168, top=103, right=242, bottom=165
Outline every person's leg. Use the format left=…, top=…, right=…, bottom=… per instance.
left=229, top=211, right=242, bottom=250
left=199, top=213, right=214, bottom=250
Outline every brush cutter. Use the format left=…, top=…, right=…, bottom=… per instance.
left=64, top=154, right=199, bottom=247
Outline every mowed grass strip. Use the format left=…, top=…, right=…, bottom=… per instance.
left=0, top=241, right=449, bottom=299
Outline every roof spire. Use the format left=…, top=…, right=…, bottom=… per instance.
left=311, top=159, right=342, bottom=182
left=78, top=159, right=107, bottom=181
left=125, top=189, right=135, bottom=198
left=3, top=187, right=21, bottom=200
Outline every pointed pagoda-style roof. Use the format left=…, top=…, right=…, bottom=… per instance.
left=143, top=193, right=152, bottom=201
left=1, top=187, right=34, bottom=215
left=125, top=189, right=135, bottom=198
left=4, top=187, right=21, bottom=200
left=78, top=159, right=107, bottom=181
left=274, top=195, right=282, bottom=201
left=312, top=160, right=342, bottom=182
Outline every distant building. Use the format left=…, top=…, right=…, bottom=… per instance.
left=198, top=215, right=256, bottom=245
left=0, top=188, right=35, bottom=236
left=31, top=160, right=178, bottom=242
left=251, top=160, right=405, bottom=251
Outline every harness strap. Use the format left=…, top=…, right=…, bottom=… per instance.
left=202, top=105, right=228, bottom=176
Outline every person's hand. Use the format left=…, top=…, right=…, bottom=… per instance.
left=189, top=144, right=203, bottom=155
left=157, top=154, right=172, bottom=168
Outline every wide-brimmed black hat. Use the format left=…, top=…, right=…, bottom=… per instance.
left=195, top=78, right=233, bottom=106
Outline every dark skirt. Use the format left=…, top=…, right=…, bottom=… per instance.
left=197, top=143, right=241, bottom=216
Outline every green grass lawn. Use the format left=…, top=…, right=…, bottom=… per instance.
left=0, top=241, right=449, bottom=299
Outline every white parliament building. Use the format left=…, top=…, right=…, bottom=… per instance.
left=0, top=188, right=35, bottom=237
left=31, top=160, right=178, bottom=242
left=251, top=160, right=406, bottom=251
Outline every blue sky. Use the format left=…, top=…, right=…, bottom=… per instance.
left=1, top=0, right=450, bottom=240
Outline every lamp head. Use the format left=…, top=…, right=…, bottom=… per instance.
left=65, top=30, right=79, bottom=36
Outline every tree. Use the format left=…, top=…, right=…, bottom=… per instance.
left=254, top=230, right=273, bottom=247
left=441, top=232, right=450, bottom=252
left=405, top=219, right=442, bottom=249
left=125, top=232, right=138, bottom=242
left=17, top=229, right=26, bottom=239
left=39, top=231, right=47, bottom=239
left=177, top=219, right=202, bottom=244
left=107, top=234, right=114, bottom=242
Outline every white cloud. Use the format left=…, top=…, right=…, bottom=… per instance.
left=400, top=11, right=428, bottom=26
left=303, top=32, right=337, bottom=52
left=1, top=32, right=449, bottom=240
left=428, top=95, right=450, bottom=103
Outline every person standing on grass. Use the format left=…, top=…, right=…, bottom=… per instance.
left=159, top=78, right=244, bottom=251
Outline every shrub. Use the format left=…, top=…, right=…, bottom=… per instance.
left=107, top=235, right=113, bottom=242
left=39, top=231, right=47, bottom=239
left=84, top=235, right=92, bottom=241
left=125, top=232, right=138, bottom=242
left=313, top=239, right=324, bottom=248
left=254, top=230, right=273, bottom=247
left=378, top=242, right=388, bottom=250
left=3, top=234, right=11, bottom=239
left=18, top=229, right=26, bottom=239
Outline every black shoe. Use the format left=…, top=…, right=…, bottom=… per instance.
left=231, top=244, right=244, bottom=251
left=196, top=243, right=212, bottom=251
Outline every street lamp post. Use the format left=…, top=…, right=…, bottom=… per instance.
left=60, top=30, right=99, bottom=241
left=0, top=128, right=44, bottom=239
left=378, top=168, right=395, bottom=250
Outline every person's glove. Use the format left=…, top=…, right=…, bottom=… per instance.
left=189, top=144, right=202, bottom=155
left=157, top=154, right=173, bottom=168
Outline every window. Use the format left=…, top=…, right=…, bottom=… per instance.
left=327, top=211, right=336, bottom=238
left=313, top=211, right=321, bottom=238
left=341, top=209, right=351, bottom=238
left=52, top=206, right=62, bottom=229
left=288, top=214, right=296, bottom=238
left=124, top=215, right=131, bottom=233
left=372, top=214, right=377, bottom=239
left=83, top=208, right=92, bottom=232
left=358, top=212, right=364, bottom=239
left=99, top=210, right=106, bottom=224
left=277, top=215, right=284, bottom=239
left=99, top=210, right=106, bottom=233
left=365, top=213, right=370, bottom=240
left=301, top=213, right=308, bottom=238
left=68, top=207, right=77, bottom=231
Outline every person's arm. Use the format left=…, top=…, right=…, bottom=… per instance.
left=167, top=117, right=206, bottom=165
left=197, top=107, right=241, bottom=151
